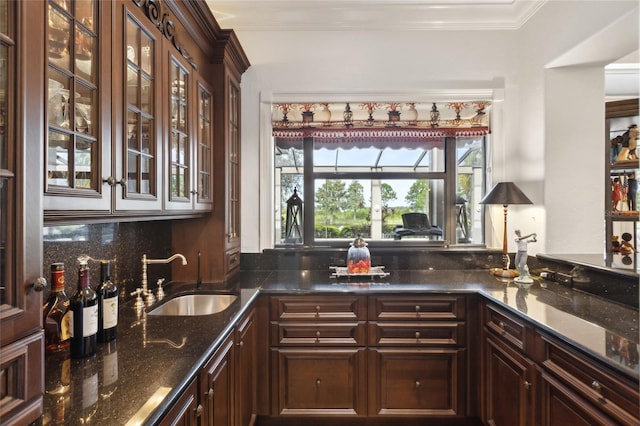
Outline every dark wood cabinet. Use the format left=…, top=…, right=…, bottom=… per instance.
left=367, top=295, right=468, bottom=417
left=368, top=347, right=465, bottom=416
left=538, top=332, right=640, bottom=426
left=0, top=1, right=45, bottom=424
left=268, top=294, right=468, bottom=420
left=159, top=378, right=202, bottom=426
left=201, top=332, right=235, bottom=426
left=481, top=299, right=640, bottom=426
left=236, top=306, right=257, bottom=426
left=269, top=295, right=368, bottom=417
left=484, top=335, right=536, bottom=426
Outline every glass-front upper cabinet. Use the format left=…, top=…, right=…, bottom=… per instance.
left=46, top=1, right=97, bottom=193
left=44, top=0, right=112, bottom=213
left=227, top=78, right=240, bottom=243
left=164, top=53, right=191, bottom=210
left=115, top=5, right=162, bottom=211
left=194, top=80, right=214, bottom=211
left=0, top=0, right=13, bottom=317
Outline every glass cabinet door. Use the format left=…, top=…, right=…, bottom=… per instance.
left=0, top=0, right=12, bottom=311
left=165, top=54, right=191, bottom=209
left=195, top=80, right=213, bottom=210
left=227, top=79, right=240, bottom=243
left=46, top=0, right=98, bottom=193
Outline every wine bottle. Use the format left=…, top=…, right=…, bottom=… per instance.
left=43, top=262, right=71, bottom=353
left=97, top=260, right=118, bottom=342
left=70, top=260, right=98, bottom=358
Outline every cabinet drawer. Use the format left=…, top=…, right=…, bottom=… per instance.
left=369, top=295, right=465, bottom=321
left=225, top=248, right=241, bottom=273
left=484, top=303, right=529, bottom=352
left=271, top=348, right=367, bottom=416
left=368, top=348, right=466, bottom=416
left=369, top=322, right=466, bottom=346
left=271, top=296, right=366, bottom=321
left=271, top=322, right=366, bottom=346
left=540, top=334, right=640, bottom=426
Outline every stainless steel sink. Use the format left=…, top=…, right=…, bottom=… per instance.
left=147, top=293, right=238, bottom=316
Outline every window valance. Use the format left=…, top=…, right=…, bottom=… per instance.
left=273, top=127, right=490, bottom=150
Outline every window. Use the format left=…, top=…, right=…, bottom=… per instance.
left=273, top=102, right=489, bottom=246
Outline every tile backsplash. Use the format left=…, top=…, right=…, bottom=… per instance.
left=43, top=221, right=173, bottom=301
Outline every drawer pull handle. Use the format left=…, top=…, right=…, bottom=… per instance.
left=591, top=381, right=602, bottom=393
left=524, top=381, right=532, bottom=390
left=205, top=387, right=214, bottom=398
left=316, top=379, right=321, bottom=387
left=415, top=380, right=421, bottom=388
left=415, top=331, right=421, bottom=340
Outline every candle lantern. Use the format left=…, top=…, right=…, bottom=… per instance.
left=285, top=188, right=303, bottom=243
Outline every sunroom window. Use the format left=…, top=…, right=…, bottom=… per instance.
left=273, top=102, right=489, bottom=247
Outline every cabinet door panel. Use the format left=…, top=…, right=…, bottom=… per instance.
left=484, top=336, right=535, bottom=426
left=158, top=379, right=199, bottom=426
left=368, top=348, right=465, bottom=416
left=236, top=307, right=256, bottom=426
left=540, top=372, right=620, bottom=426
left=113, top=3, right=163, bottom=211
left=201, top=333, right=234, bottom=426
left=272, top=348, right=366, bottom=416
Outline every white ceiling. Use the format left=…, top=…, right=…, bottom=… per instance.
left=206, top=0, right=548, bottom=31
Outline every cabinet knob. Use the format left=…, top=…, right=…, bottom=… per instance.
left=315, top=305, right=320, bottom=316
left=33, top=277, right=47, bottom=292
left=195, top=404, right=203, bottom=417
left=316, top=331, right=321, bottom=342
left=415, top=305, right=421, bottom=313
left=205, top=387, right=214, bottom=398
left=415, top=331, right=421, bottom=340
left=102, top=177, right=126, bottom=186
left=237, top=340, right=244, bottom=347
left=591, top=381, right=602, bottom=393
left=415, top=380, right=421, bottom=388
left=524, top=381, right=532, bottom=390
left=316, top=379, right=321, bottom=387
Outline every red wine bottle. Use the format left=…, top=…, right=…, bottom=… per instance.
left=43, top=262, right=71, bottom=353
left=97, top=260, right=118, bottom=342
left=70, top=261, right=98, bottom=358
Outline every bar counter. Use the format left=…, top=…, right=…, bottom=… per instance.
left=41, top=269, right=638, bottom=425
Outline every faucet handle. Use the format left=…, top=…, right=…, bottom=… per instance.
left=130, top=288, right=145, bottom=310
left=156, top=278, right=166, bottom=300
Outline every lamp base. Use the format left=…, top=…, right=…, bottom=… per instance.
left=490, top=268, right=520, bottom=278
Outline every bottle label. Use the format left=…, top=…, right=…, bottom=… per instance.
left=102, top=296, right=118, bottom=329
left=61, top=311, right=71, bottom=340
left=83, top=305, right=98, bottom=337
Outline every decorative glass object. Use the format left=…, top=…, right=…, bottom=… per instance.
left=347, top=235, right=371, bottom=274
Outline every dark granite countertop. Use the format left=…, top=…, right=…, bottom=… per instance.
left=41, top=270, right=639, bottom=425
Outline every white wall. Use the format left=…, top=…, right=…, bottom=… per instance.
left=235, top=1, right=639, bottom=254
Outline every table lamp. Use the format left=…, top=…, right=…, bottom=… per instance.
left=480, top=182, right=533, bottom=278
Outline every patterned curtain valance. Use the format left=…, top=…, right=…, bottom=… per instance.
left=273, top=127, right=490, bottom=150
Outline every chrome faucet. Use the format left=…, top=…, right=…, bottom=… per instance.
left=139, top=253, right=187, bottom=305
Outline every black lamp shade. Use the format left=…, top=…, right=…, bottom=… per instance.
left=480, top=182, right=532, bottom=206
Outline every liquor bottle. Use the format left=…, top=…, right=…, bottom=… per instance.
left=97, top=260, right=118, bottom=342
left=70, top=259, right=98, bottom=358
left=43, top=262, right=71, bottom=353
